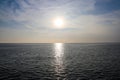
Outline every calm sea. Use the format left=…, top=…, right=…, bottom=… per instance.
left=0, top=43, right=120, bottom=80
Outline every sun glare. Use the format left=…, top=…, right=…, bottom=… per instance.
left=53, top=17, right=64, bottom=29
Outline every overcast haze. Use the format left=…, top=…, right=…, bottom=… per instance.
left=0, top=0, right=120, bottom=43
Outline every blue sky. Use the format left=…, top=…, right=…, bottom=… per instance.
left=0, top=0, right=120, bottom=43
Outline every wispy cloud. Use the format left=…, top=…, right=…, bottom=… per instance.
left=0, top=0, right=96, bottom=29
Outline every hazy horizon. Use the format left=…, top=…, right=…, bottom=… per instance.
left=2, top=41, right=119, bottom=43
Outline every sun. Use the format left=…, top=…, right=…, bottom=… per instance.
left=53, top=17, right=64, bottom=29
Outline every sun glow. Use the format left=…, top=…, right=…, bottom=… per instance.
left=53, top=17, right=64, bottom=29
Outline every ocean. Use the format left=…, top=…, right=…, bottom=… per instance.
left=0, top=43, right=120, bottom=80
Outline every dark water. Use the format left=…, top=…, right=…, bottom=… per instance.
left=0, top=43, right=120, bottom=80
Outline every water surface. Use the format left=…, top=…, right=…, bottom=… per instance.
left=0, top=43, right=120, bottom=80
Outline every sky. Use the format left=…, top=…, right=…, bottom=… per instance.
left=0, top=0, right=120, bottom=43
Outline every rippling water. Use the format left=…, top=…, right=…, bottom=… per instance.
left=0, top=43, right=120, bottom=80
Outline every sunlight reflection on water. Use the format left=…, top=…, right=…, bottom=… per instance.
left=54, top=43, right=65, bottom=79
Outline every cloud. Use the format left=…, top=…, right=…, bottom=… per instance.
left=0, top=0, right=96, bottom=30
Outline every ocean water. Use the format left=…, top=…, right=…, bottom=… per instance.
left=0, top=43, right=120, bottom=80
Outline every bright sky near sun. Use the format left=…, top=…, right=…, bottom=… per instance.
left=53, top=17, right=65, bottom=29
left=0, top=0, right=120, bottom=43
